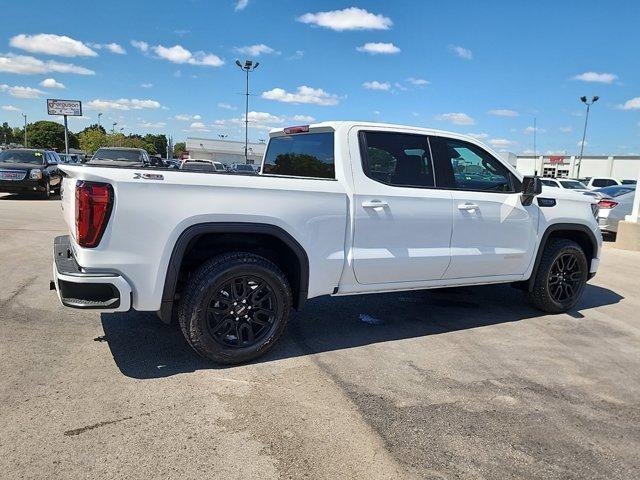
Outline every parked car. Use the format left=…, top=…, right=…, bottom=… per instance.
left=585, top=184, right=635, bottom=201
left=89, top=147, right=152, bottom=167
left=621, top=179, right=637, bottom=185
left=53, top=121, right=602, bottom=365
left=540, top=178, right=589, bottom=192
left=584, top=177, right=620, bottom=189
left=596, top=186, right=637, bottom=236
left=0, top=148, right=62, bottom=199
left=180, top=159, right=217, bottom=172
left=230, top=163, right=258, bottom=174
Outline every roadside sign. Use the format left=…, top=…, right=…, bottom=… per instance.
left=47, top=99, right=82, bottom=116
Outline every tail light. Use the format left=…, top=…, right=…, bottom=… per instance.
left=284, top=125, right=309, bottom=134
left=75, top=181, right=113, bottom=248
left=597, top=199, right=618, bottom=209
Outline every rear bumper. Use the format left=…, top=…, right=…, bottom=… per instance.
left=52, top=235, right=131, bottom=312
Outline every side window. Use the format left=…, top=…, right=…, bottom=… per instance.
left=47, top=152, right=58, bottom=164
left=263, top=132, right=334, bottom=179
left=430, top=136, right=516, bottom=192
left=360, top=131, right=434, bottom=188
left=593, top=178, right=616, bottom=187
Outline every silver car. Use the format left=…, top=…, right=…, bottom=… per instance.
left=596, top=186, right=637, bottom=235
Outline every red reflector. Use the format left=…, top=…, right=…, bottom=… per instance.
left=75, top=181, right=113, bottom=248
left=283, top=125, right=310, bottom=135
left=597, top=199, right=618, bottom=209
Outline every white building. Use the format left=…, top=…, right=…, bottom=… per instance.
left=185, top=137, right=266, bottom=166
left=515, top=154, right=640, bottom=180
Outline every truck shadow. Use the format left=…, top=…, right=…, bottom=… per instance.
left=100, top=283, right=623, bottom=379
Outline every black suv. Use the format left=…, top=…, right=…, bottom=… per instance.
left=0, top=149, right=62, bottom=199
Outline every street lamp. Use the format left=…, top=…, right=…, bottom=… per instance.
left=576, top=95, right=599, bottom=178
left=112, top=122, right=117, bottom=134
left=235, top=59, right=259, bottom=162
left=98, top=112, right=102, bottom=129
left=22, top=113, right=27, bottom=147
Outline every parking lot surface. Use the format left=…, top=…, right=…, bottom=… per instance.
left=1, top=193, right=639, bottom=479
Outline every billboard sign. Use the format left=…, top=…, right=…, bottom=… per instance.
left=47, top=99, right=82, bottom=116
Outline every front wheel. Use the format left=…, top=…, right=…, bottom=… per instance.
left=178, top=252, right=293, bottom=365
left=527, top=239, right=588, bottom=313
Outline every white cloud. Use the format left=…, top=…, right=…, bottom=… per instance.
left=139, top=121, right=166, bottom=129
left=466, top=132, right=489, bottom=140
left=10, top=33, right=97, bottom=57
left=287, top=50, right=304, bottom=61
left=291, top=114, right=315, bottom=122
left=435, top=112, right=475, bottom=125
left=488, top=138, right=516, bottom=148
left=577, top=140, right=588, bottom=147
left=618, top=97, right=640, bottom=110
left=2, top=105, right=20, bottom=111
left=407, top=77, right=429, bottom=86
left=0, top=53, right=94, bottom=75
left=131, top=40, right=149, bottom=53
left=297, top=7, right=392, bottom=31
left=90, top=42, right=126, bottom=54
left=546, top=150, right=567, bottom=155
left=0, top=84, right=45, bottom=99
left=373, top=110, right=381, bottom=115
left=234, top=44, right=278, bottom=56
left=214, top=111, right=285, bottom=131
left=174, top=114, right=201, bottom=121
left=449, top=45, right=473, bottom=60
left=153, top=44, right=224, bottom=67
left=524, top=126, right=546, bottom=134
left=39, top=78, right=65, bottom=89
left=572, top=71, right=617, bottom=84
left=488, top=109, right=519, bottom=117
left=363, top=80, right=391, bottom=91
left=559, top=126, right=573, bottom=133
left=86, top=98, right=162, bottom=110
left=262, top=85, right=339, bottom=106
left=140, top=83, right=153, bottom=88
left=189, top=121, right=210, bottom=131
left=217, top=102, right=236, bottom=110
left=235, top=0, right=249, bottom=11
left=356, top=42, right=400, bottom=55
left=394, top=82, right=407, bottom=91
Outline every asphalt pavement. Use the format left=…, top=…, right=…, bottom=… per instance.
left=1, top=192, right=638, bottom=479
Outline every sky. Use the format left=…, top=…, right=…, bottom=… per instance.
left=0, top=0, right=639, bottom=155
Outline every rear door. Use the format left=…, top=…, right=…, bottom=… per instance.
left=429, top=136, right=539, bottom=279
left=351, top=130, right=453, bottom=284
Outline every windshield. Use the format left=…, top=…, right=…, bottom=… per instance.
left=236, top=164, right=254, bottom=171
left=93, top=148, right=142, bottom=162
left=594, top=185, right=636, bottom=198
left=559, top=180, right=587, bottom=189
left=0, top=150, right=45, bottom=165
left=182, top=162, right=214, bottom=171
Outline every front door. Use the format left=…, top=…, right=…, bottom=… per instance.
left=351, top=130, right=453, bottom=285
left=429, top=136, right=539, bottom=279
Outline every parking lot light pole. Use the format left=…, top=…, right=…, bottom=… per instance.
left=235, top=59, right=259, bottom=162
left=98, top=112, right=102, bottom=129
left=22, top=113, right=27, bottom=147
left=576, top=95, right=599, bottom=178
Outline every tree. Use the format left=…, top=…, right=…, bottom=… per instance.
left=26, top=121, right=79, bottom=151
left=79, top=128, right=107, bottom=153
left=1, top=122, right=15, bottom=144
left=174, top=142, right=186, bottom=158
left=80, top=123, right=106, bottom=135
left=143, top=134, right=168, bottom=158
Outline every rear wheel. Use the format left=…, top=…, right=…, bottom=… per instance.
left=527, top=239, right=588, bottom=313
left=178, top=252, right=292, bottom=364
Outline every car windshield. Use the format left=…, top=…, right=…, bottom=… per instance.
left=236, top=165, right=254, bottom=171
left=594, top=185, right=636, bottom=198
left=92, top=148, right=141, bottom=162
left=182, top=162, right=214, bottom=171
left=559, top=180, right=587, bottom=189
left=0, top=150, right=45, bottom=165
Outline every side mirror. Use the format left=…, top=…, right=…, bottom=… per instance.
left=521, top=176, right=542, bottom=206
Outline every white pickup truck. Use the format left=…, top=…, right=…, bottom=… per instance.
left=53, top=122, right=602, bottom=364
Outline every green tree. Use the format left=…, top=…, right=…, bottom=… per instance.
left=79, top=128, right=108, bottom=153
left=143, top=134, right=168, bottom=158
left=1, top=122, right=15, bottom=144
left=173, top=142, right=186, bottom=158
left=80, top=123, right=106, bottom=136
left=26, top=121, right=79, bottom=151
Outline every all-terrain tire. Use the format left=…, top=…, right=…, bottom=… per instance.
left=178, top=252, right=292, bottom=364
left=527, top=238, right=588, bottom=313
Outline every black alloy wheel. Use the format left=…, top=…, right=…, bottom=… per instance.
left=548, top=252, right=584, bottom=303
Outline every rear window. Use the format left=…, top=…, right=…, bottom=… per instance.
left=592, top=178, right=617, bottom=187
left=93, top=148, right=142, bottom=162
left=263, top=132, right=335, bottom=179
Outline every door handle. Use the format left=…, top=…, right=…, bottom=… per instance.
left=362, top=200, right=388, bottom=210
left=457, top=203, right=479, bottom=211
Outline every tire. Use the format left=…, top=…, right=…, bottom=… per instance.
left=40, top=180, right=51, bottom=200
left=178, top=252, right=293, bottom=365
left=527, top=239, right=588, bottom=313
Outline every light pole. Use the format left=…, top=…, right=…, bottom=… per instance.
left=22, top=113, right=27, bottom=147
left=112, top=122, right=117, bottom=134
left=576, top=95, right=599, bottom=178
left=235, top=59, right=259, bottom=162
left=98, top=112, right=102, bottom=130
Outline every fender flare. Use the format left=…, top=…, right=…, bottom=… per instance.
left=527, top=222, right=599, bottom=292
left=158, top=222, right=309, bottom=323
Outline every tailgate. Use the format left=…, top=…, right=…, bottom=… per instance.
left=60, top=173, right=76, bottom=233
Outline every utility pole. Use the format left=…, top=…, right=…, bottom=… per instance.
left=235, top=59, right=259, bottom=162
left=63, top=114, right=69, bottom=155
left=22, top=113, right=27, bottom=147
left=98, top=112, right=102, bottom=130
left=576, top=95, right=599, bottom=178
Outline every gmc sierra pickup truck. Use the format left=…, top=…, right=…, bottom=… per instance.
left=52, top=122, right=602, bottom=364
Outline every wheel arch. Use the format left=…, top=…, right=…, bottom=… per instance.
left=159, top=222, right=309, bottom=323
left=527, top=223, right=598, bottom=292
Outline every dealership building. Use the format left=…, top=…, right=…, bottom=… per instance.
left=185, top=137, right=266, bottom=166
left=514, top=154, right=640, bottom=180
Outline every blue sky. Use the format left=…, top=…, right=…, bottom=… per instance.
left=0, top=0, right=638, bottom=155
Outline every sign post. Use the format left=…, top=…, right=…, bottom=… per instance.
left=46, top=99, right=82, bottom=155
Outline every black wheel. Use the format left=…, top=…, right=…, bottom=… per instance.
left=40, top=180, right=51, bottom=200
left=178, top=252, right=292, bottom=364
left=528, top=239, right=588, bottom=313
